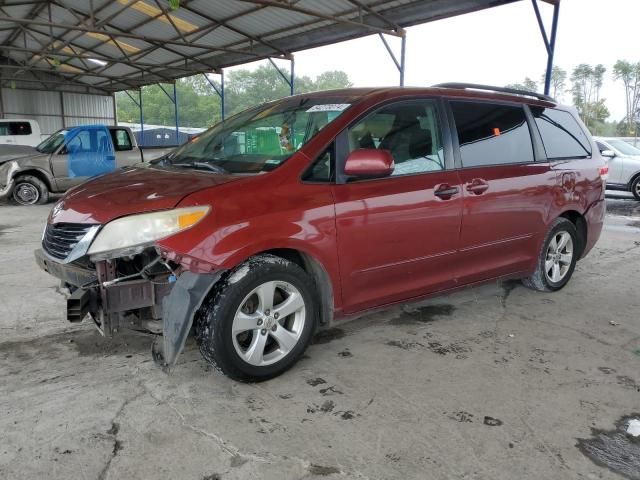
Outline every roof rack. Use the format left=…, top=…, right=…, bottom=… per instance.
left=432, top=82, right=556, bottom=103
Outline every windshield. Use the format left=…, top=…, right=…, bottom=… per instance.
left=36, top=130, right=68, bottom=154
left=608, top=139, right=640, bottom=156
left=161, top=95, right=358, bottom=174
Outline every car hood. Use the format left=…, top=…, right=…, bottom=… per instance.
left=50, top=165, right=243, bottom=225
left=0, top=145, right=42, bottom=164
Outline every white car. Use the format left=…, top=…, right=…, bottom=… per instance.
left=0, top=119, right=43, bottom=147
left=594, top=136, right=640, bottom=200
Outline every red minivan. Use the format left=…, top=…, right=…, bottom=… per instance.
left=35, top=84, right=606, bottom=381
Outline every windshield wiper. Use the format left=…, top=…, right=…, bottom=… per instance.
left=171, top=161, right=228, bottom=174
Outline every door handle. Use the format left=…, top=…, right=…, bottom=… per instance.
left=466, top=178, right=489, bottom=195
left=434, top=184, right=459, bottom=199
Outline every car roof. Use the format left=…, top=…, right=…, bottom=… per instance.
left=286, top=86, right=558, bottom=109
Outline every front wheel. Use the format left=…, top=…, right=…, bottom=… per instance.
left=631, top=176, right=640, bottom=201
left=195, top=254, right=318, bottom=382
left=12, top=175, right=49, bottom=205
left=522, top=218, right=578, bottom=292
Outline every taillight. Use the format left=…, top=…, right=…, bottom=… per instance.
left=598, top=165, right=609, bottom=181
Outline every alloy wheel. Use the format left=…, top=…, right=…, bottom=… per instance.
left=544, top=231, right=573, bottom=283
left=232, top=280, right=306, bottom=366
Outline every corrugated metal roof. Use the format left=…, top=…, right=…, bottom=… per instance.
left=0, top=0, right=523, bottom=93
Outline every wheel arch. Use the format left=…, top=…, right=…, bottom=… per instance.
left=252, top=247, right=335, bottom=327
left=558, top=210, right=587, bottom=258
left=13, top=168, right=54, bottom=191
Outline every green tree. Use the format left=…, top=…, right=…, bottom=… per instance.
left=571, top=64, right=608, bottom=130
left=612, top=59, right=640, bottom=136
left=540, top=66, right=567, bottom=100
left=117, top=66, right=353, bottom=127
left=505, top=77, right=538, bottom=92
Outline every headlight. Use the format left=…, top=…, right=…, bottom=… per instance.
left=87, top=206, right=210, bottom=255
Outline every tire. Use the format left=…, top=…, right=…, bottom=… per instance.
left=195, top=254, right=318, bottom=382
left=12, top=175, right=49, bottom=205
left=522, top=218, right=579, bottom=292
left=631, top=175, right=640, bottom=201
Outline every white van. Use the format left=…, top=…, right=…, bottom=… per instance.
left=0, top=119, right=42, bottom=147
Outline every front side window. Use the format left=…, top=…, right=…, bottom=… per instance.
left=9, top=122, right=32, bottom=135
left=346, top=101, right=444, bottom=176
left=0, top=123, right=9, bottom=136
left=451, top=102, right=534, bottom=167
left=607, top=139, right=640, bottom=156
left=66, top=129, right=92, bottom=153
left=531, top=107, right=591, bottom=160
left=161, top=95, right=358, bottom=174
left=303, top=145, right=334, bottom=182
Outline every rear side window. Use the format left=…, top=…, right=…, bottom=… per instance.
left=451, top=102, right=534, bottom=167
left=0, top=122, right=32, bottom=136
left=9, top=122, right=32, bottom=135
left=111, top=129, right=133, bottom=151
left=531, top=108, right=591, bottom=159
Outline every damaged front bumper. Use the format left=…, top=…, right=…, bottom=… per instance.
left=0, top=161, right=18, bottom=200
left=34, top=248, right=223, bottom=369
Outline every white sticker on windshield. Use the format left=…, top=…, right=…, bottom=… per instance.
left=306, top=104, right=350, bottom=113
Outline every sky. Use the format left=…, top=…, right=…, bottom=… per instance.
left=226, top=0, right=639, bottom=122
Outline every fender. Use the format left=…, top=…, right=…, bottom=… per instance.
left=13, top=165, right=56, bottom=190
left=152, top=270, right=224, bottom=370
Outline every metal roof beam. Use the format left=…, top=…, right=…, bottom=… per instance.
left=0, top=44, right=211, bottom=75
left=0, top=70, right=111, bottom=94
left=2, top=0, right=48, bottom=47
left=0, top=14, right=261, bottom=57
left=0, top=61, right=140, bottom=87
left=169, top=2, right=289, bottom=57
left=345, top=0, right=400, bottom=31
left=237, top=0, right=403, bottom=36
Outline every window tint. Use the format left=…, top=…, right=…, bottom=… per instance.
left=96, top=129, right=110, bottom=153
left=347, top=101, right=444, bottom=176
left=451, top=102, right=534, bottom=167
left=531, top=107, right=591, bottom=159
left=303, top=145, right=334, bottom=182
left=111, top=129, right=132, bottom=151
left=67, top=129, right=91, bottom=153
left=9, top=122, right=32, bottom=135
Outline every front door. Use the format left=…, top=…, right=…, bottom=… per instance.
left=449, top=101, right=553, bottom=284
left=51, top=126, right=116, bottom=190
left=333, top=99, right=463, bottom=313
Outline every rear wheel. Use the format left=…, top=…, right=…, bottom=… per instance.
left=12, top=175, right=49, bottom=205
left=195, top=254, right=318, bottom=382
left=522, top=218, right=578, bottom=292
left=631, top=176, right=640, bottom=201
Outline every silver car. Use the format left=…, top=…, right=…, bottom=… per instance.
left=594, top=137, right=640, bottom=200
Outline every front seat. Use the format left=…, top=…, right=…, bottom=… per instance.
left=380, top=108, right=432, bottom=163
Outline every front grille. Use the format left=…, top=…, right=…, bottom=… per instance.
left=43, top=223, right=97, bottom=261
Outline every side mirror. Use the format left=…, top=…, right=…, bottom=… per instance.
left=601, top=149, right=615, bottom=159
left=344, top=148, right=394, bottom=179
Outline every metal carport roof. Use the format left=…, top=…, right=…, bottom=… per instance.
left=0, top=0, right=559, bottom=95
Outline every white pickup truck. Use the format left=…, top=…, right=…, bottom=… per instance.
left=0, top=119, right=44, bottom=147
left=0, top=125, right=173, bottom=205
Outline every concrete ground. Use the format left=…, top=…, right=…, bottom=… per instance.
left=1, top=194, right=639, bottom=480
